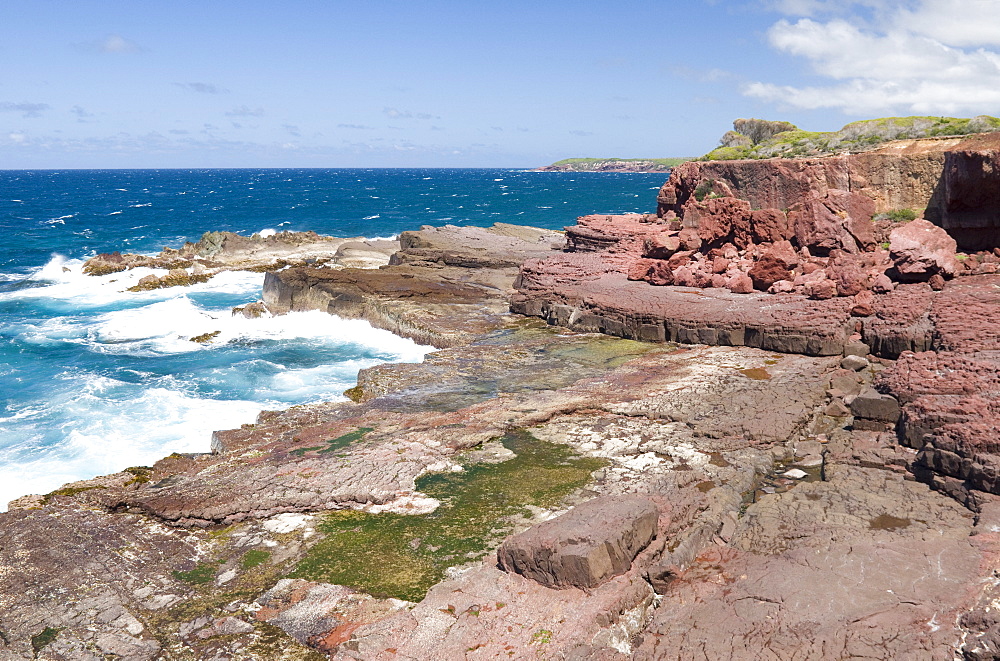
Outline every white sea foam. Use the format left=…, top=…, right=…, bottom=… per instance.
left=257, top=228, right=277, bottom=238
left=0, top=379, right=263, bottom=509
left=3, top=256, right=262, bottom=307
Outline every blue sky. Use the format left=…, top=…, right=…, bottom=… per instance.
left=2, top=0, right=1000, bottom=168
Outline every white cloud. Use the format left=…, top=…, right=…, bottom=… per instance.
left=74, top=34, right=143, bottom=54
left=0, top=102, right=49, bottom=118
left=748, top=1, right=1000, bottom=114
left=225, top=105, right=264, bottom=117
left=100, top=34, right=141, bottom=53
left=174, top=82, right=229, bottom=95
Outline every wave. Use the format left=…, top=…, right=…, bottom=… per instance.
left=1, top=255, right=262, bottom=307
left=0, top=378, right=263, bottom=509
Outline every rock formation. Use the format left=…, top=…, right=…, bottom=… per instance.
left=5, top=139, right=1000, bottom=659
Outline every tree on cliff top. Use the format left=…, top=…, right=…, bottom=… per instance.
left=732, top=118, right=798, bottom=145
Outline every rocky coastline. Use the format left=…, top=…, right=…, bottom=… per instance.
left=4, top=136, right=1000, bottom=660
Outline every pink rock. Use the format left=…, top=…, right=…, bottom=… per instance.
left=712, top=257, right=730, bottom=274
left=726, top=273, right=754, bottom=294
left=627, top=259, right=654, bottom=281
left=851, top=290, right=876, bottom=317
left=643, top=232, right=681, bottom=260
left=929, top=273, right=946, bottom=290
left=827, top=250, right=869, bottom=297
left=645, top=261, right=674, bottom=286
left=750, top=208, right=791, bottom=244
left=677, top=228, right=702, bottom=252
left=769, top=280, right=796, bottom=294
left=888, top=219, right=959, bottom=281
left=710, top=274, right=728, bottom=288
left=805, top=279, right=838, bottom=300
left=871, top=273, right=895, bottom=293
left=789, top=189, right=876, bottom=255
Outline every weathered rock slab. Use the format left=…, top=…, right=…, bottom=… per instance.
left=497, top=495, right=659, bottom=589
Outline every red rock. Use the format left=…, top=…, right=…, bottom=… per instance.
left=805, top=279, right=838, bottom=300
left=627, top=259, right=654, bottom=281
left=726, top=273, right=754, bottom=294
left=645, top=261, right=674, bottom=286
left=565, top=214, right=663, bottom=253
left=710, top=274, right=727, bottom=288
left=677, top=228, right=702, bottom=252
left=888, top=219, right=959, bottom=281
left=682, top=196, right=753, bottom=248
left=643, top=232, right=680, bottom=259
left=712, top=257, right=730, bottom=274
left=827, top=250, right=869, bottom=296
left=789, top=189, right=877, bottom=255
left=748, top=243, right=797, bottom=291
left=667, top=250, right=695, bottom=270
left=769, top=280, right=795, bottom=294
left=851, top=290, right=876, bottom=317
left=750, top=208, right=791, bottom=244
left=929, top=273, right=946, bottom=290
left=871, top=273, right=895, bottom=293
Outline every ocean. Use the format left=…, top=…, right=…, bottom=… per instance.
left=0, top=168, right=667, bottom=508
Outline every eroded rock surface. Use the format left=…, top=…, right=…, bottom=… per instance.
left=6, top=207, right=1000, bottom=661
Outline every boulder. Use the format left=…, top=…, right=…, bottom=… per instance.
left=790, top=189, right=876, bottom=255
left=643, top=232, right=680, bottom=259
left=888, top=219, right=959, bottom=282
left=851, top=387, right=902, bottom=423
left=497, top=496, right=659, bottom=590
left=748, top=241, right=799, bottom=291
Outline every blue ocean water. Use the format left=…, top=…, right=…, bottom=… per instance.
left=0, top=168, right=667, bottom=508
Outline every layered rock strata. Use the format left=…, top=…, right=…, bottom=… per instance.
left=5, top=213, right=1000, bottom=660
left=660, top=133, right=1000, bottom=250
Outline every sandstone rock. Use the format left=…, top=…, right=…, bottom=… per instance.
left=643, top=232, right=680, bottom=259
left=888, top=218, right=959, bottom=281
left=497, top=496, right=659, bottom=589
left=840, top=355, right=869, bottom=371
left=804, top=278, right=838, bottom=300
left=750, top=208, right=791, bottom=244
left=726, top=273, right=754, bottom=294
left=646, top=261, right=674, bottom=286
left=790, top=189, right=877, bottom=255
left=851, top=387, right=901, bottom=423
left=677, top=227, right=702, bottom=252
left=851, top=289, right=876, bottom=317
left=929, top=273, right=946, bottom=290
left=748, top=244, right=796, bottom=291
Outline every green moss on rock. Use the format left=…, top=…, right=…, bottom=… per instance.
left=291, top=430, right=607, bottom=601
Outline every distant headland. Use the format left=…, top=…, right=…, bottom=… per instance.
left=533, top=157, right=691, bottom=172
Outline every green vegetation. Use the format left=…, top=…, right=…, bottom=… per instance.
left=31, top=627, right=61, bottom=656
left=123, top=466, right=153, bottom=486
left=291, top=430, right=606, bottom=601
left=700, top=115, right=1000, bottom=161
left=877, top=208, right=919, bottom=222
left=544, top=157, right=692, bottom=171
left=693, top=179, right=718, bottom=202
left=42, top=484, right=106, bottom=504
left=290, top=426, right=374, bottom=456
left=172, top=562, right=219, bottom=585
left=240, top=549, right=272, bottom=570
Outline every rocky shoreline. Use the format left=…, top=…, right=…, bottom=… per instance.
left=4, top=138, right=1000, bottom=660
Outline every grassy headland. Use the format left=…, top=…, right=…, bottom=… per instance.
left=701, top=115, right=1000, bottom=160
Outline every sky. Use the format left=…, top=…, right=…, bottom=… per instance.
left=2, top=0, right=1000, bottom=168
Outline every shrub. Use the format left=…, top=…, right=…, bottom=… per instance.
left=694, top=179, right=716, bottom=202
